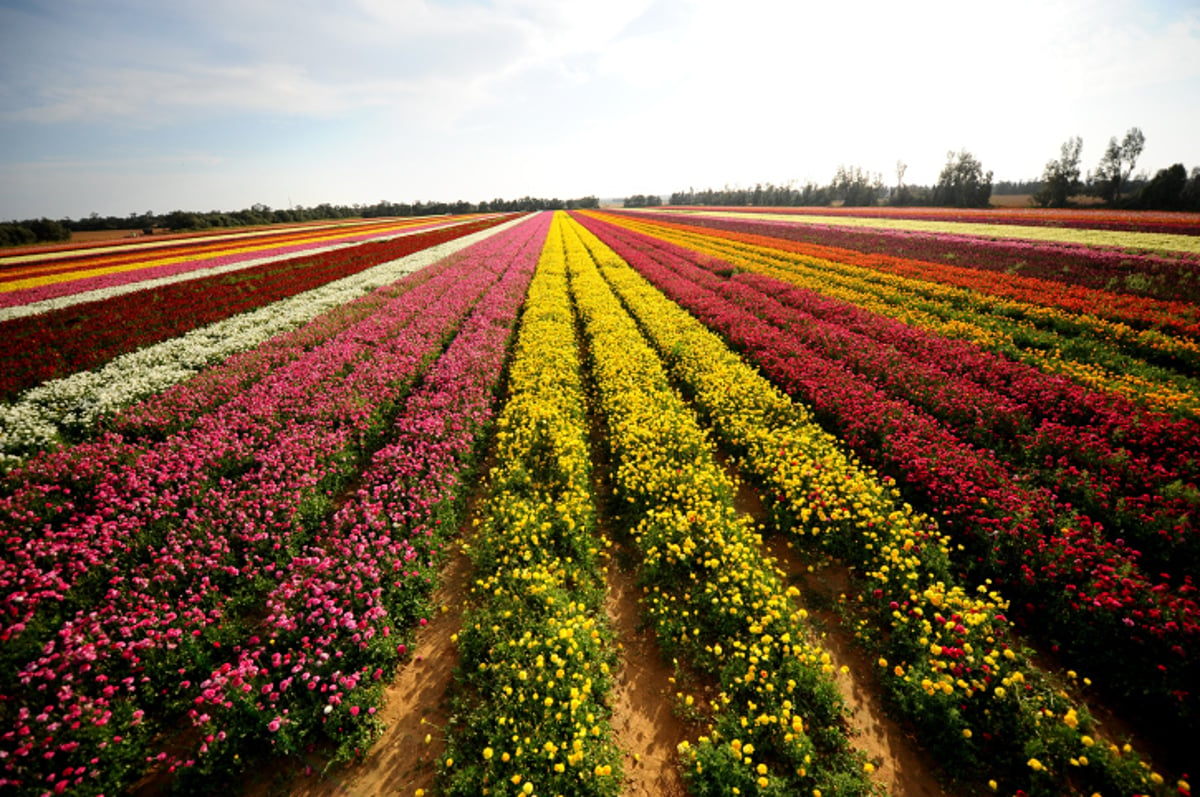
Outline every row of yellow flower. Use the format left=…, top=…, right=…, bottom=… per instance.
left=571, top=214, right=1180, bottom=796
left=439, top=214, right=623, bottom=796
left=559, top=214, right=876, bottom=796
left=598, top=213, right=1200, bottom=417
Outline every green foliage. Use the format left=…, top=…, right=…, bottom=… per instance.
left=831, top=165, right=884, bottom=207
left=932, top=149, right=993, bottom=208
left=1127, top=163, right=1200, bottom=211
left=1092, top=127, right=1145, bottom=203
left=1033, top=136, right=1083, bottom=208
left=623, top=193, right=663, bottom=208
left=0, top=218, right=68, bottom=246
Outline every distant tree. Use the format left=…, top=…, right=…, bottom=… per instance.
left=932, top=149, right=993, bottom=208
left=1128, top=163, right=1189, bottom=210
left=831, top=165, right=883, bottom=206
left=1033, top=136, right=1083, bottom=208
left=1184, top=167, right=1200, bottom=211
left=164, top=210, right=206, bottom=231
left=0, top=223, right=37, bottom=247
left=1092, top=127, right=1145, bottom=203
left=27, top=217, right=70, bottom=242
left=624, top=194, right=663, bottom=208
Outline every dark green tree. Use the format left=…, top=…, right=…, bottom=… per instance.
left=932, top=149, right=993, bottom=208
left=831, top=165, right=883, bottom=206
left=1033, top=136, right=1083, bottom=208
left=1129, top=163, right=1189, bottom=210
left=1092, top=127, right=1145, bottom=203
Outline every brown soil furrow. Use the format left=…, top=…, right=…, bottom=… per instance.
left=717, top=448, right=950, bottom=797
left=604, top=554, right=690, bottom=797
left=277, top=541, right=471, bottom=797
left=768, top=536, right=952, bottom=797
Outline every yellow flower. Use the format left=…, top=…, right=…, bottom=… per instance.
left=1027, top=758, right=1043, bottom=772
left=483, top=747, right=494, bottom=760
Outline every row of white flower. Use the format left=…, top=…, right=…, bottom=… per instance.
left=0, top=215, right=525, bottom=470
left=0, top=217, right=490, bottom=322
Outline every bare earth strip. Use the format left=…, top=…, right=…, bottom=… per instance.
left=605, top=555, right=690, bottom=797
left=721, top=452, right=951, bottom=797
left=242, top=541, right=470, bottom=797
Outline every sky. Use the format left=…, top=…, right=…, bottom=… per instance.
left=2, top=0, right=1199, bottom=220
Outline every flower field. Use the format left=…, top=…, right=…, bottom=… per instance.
left=1, top=208, right=1197, bottom=797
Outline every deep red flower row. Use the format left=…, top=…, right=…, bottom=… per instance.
left=572, top=211, right=1200, bottom=724
left=592, top=228, right=1200, bottom=578
left=0, top=216, right=511, bottom=401
left=0, top=216, right=546, bottom=796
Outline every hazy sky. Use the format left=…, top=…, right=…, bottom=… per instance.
left=2, top=0, right=1199, bottom=219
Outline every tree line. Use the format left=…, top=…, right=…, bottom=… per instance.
left=629, top=128, right=1200, bottom=211
left=0, top=195, right=600, bottom=248
left=642, top=149, right=995, bottom=210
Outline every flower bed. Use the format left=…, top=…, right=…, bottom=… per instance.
left=563, top=215, right=874, bottom=796
left=0, top=215, right=512, bottom=402
left=572, top=211, right=1168, bottom=796
left=572, top=210, right=1200, bottom=743
left=0, top=215, right=544, bottom=797
left=441, top=212, right=623, bottom=797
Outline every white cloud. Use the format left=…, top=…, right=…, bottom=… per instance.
left=1, top=0, right=1198, bottom=216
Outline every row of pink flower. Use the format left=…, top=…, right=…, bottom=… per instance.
left=629, top=210, right=1200, bottom=330
left=573, top=212, right=1200, bottom=721
left=0, top=218, right=463, bottom=310
left=0, top=248, right=462, bottom=644
left=161, top=211, right=548, bottom=785
left=0, top=216, right=545, bottom=796
left=653, top=259, right=1200, bottom=579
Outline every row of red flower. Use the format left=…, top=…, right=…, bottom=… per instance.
left=598, top=230, right=1200, bottom=579
left=621, top=210, right=1200, bottom=344
left=0, top=216, right=510, bottom=402
left=0, top=216, right=546, bottom=796
left=573, top=211, right=1200, bottom=730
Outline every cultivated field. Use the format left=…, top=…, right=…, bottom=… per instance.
left=1, top=207, right=1197, bottom=797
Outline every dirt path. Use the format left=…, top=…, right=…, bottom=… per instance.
left=718, top=452, right=950, bottom=797
left=768, top=537, right=951, bottom=797
left=248, top=541, right=471, bottom=797
left=605, top=553, right=691, bottom=797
